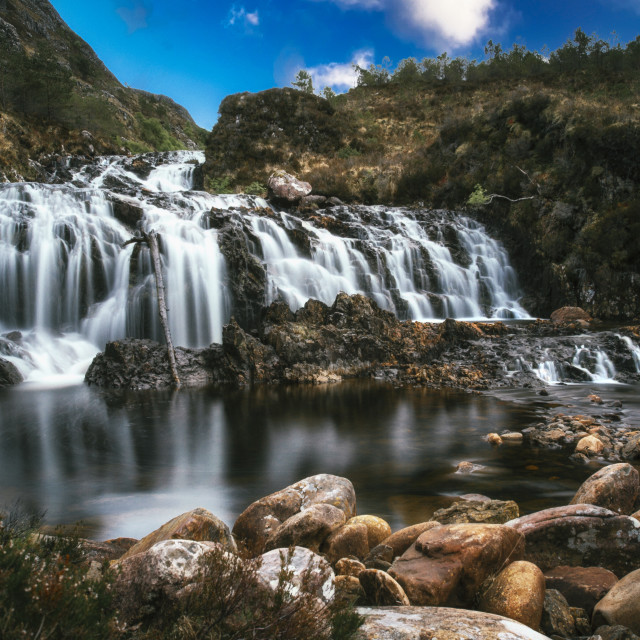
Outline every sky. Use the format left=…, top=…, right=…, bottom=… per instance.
left=50, top=0, right=640, bottom=131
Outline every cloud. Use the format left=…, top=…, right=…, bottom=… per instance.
left=306, top=49, right=375, bottom=90
left=226, top=5, right=260, bottom=30
left=313, top=0, right=497, bottom=48
left=116, top=1, right=152, bottom=33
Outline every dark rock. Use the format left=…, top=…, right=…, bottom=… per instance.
left=541, top=589, right=576, bottom=638
left=358, top=569, right=410, bottom=606
left=430, top=499, right=519, bottom=524
left=0, top=357, right=22, bottom=387
left=595, top=626, right=640, bottom=640
left=544, top=566, right=618, bottom=615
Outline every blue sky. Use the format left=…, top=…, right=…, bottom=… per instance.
left=51, top=0, right=640, bottom=130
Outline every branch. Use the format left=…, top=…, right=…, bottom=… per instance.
left=484, top=193, right=536, bottom=203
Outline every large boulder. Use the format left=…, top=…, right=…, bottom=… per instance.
left=593, top=568, right=640, bottom=635
left=431, top=499, right=519, bottom=525
left=322, top=522, right=369, bottom=564
left=354, top=606, right=553, bottom=640
left=347, top=515, right=392, bottom=549
left=478, top=561, right=546, bottom=630
left=380, top=522, right=441, bottom=558
left=388, top=523, right=525, bottom=607
left=0, top=357, right=22, bottom=387
left=267, top=170, right=312, bottom=203
left=120, top=508, right=236, bottom=561
left=570, top=463, right=639, bottom=514
left=232, top=474, right=356, bottom=555
left=544, top=565, right=618, bottom=615
left=507, top=505, right=640, bottom=577
left=550, top=307, right=593, bottom=325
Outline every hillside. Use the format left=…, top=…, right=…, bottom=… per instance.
left=0, top=0, right=207, bottom=180
left=204, top=35, right=640, bottom=320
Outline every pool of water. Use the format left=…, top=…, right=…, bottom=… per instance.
left=0, top=380, right=616, bottom=540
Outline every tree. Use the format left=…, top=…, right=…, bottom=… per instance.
left=321, top=86, right=336, bottom=100
left=292, top=70, right=314, bottom=94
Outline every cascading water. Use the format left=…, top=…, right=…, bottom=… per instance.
left=1, top=150, right=531, bottom=385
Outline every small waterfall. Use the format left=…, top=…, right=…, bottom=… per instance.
left=618, top=335, right=640, bottom=373
left=0, top=150, right=530, bottom=384
left=572, top=345, right=617, bottom=383
left=536, top=360, right=560, bottom=384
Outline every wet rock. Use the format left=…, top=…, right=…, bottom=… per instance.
left=354, top=606, right=554, bottom=640
left=544, top=566, right=618, bottom=615
left=120, top=507, right=236, bottom=561
left=576, top=435, right=606, bottom=456
left=507, top=504, right=640, bottom=577
left=501, top=432, right=524, bottom=443
left=430, top=499, right=519, bottom=525
left=0, top=357, right=22, bottom=387
left=109, top=194, right=144, bottom=229
left=551, top=307, right=593, bottom=326
left=233, top=474, right=356, bottom=556
left=257, top=546, right=335, bottom=603
left=388, top=523, right=525, bottom=606
left=359, top=569, right=410, bottom=606
left=380, top=522, right=441, bottom=558
left=457, top=461, right=485, bottom=473
left=335, top=557, right=366, bottom=577
left=593, top=568, right=640, bottom=635
left=347, top=515, right=392, bottom=549
left=595, top=625, right=640, bottom=640
left=478, top=561, right=546, bottom=630
left=267, top=170, right=312, bottom=203
left=487, top=433, right=503, bottom=445
left=321, top=521, right=369, bottom=564
left=541, top=589, right=577, bottom=638
left=570, top=464, right=639, bottom=514
left=622, top=435, right=640, bottom=461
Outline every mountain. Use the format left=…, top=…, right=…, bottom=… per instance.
left=0, top=0, right=207, bottom=180
left=204, top=39, right=640, bottom=321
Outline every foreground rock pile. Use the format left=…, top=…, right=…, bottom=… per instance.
left=72, top=467, right=640, bottom=639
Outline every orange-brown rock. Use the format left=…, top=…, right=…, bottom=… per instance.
left=575, top=435, right=605, bottom=456
left=388, top=523, right=525, bottom=607
left=335, top=557, right=366, bottom=577
left=120, top=508, right=235, bottom=561
left=592, top=567, right=640, bottom=634
left=550, top=307, right=592, bottom=325
left=347, top=515, right=392, bottom=549
left=322, top=522, right=369, bottom=564
left=380, top=521, right=440, bottom=558
left=358, top=568, right=410, bottom=606
left=478, top=560, right=546, bottom=630
left=570, top=463, right=639, bottom=514
left=544, top=566, right=618, bottom=615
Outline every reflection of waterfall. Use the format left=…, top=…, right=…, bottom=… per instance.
left=1, top=150, right=529, bottom=383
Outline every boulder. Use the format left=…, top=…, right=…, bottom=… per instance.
left=358, top=569, right=410, bottom=606
left=322, top=522, right=369, bottom=564
left=335, top=575, right=365, bottom=607
left=120, top=508, right=236, bottom=561
left=622, top=435, right=640, bottom=461
left=576, top=435, right=605, bottom=456
left=335, top=557, right=366, bottom=577
left=233, top=474, right=356, bottom=555
left=550, top=307, right=593, bottom=325
left=388, top=523, right=525, bottom=606
left=365, top=544, right=394, bottom=565
left=593, top=567, right=640, bottom=634
left=544, top=566, right=618, bottom=615
left=354, top=606, right=554, bottom=640
left=265, top=503, right=345, bottom=552
left=541, top=589, right=576, bottom=638
left=430, top=499, right=519, bottom=525
left=506, top=504, right=640, bottom=577
left=478, top=560, right=546, bottom=630
left=267, top=170, right=312, bottom=203
left=0, top=357, right=22, bottom=387
left=257, top=546, right=335, bottom=604
left=570, top=464, right=639, bottom=514
left=347, top=515, right=392, bottom=549
left=380, top=522, right=440, bottom=558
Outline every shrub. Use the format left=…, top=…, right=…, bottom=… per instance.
left=244, top=181, right=267, bottom=196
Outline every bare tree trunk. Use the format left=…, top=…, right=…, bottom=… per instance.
left=124, top=231, right=181, bottom=388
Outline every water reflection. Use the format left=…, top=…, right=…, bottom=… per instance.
left=0, top=381, right=601, bottom=540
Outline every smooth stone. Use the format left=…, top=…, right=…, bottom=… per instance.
left=354, top=606, right=554, bottom=640
left=335, top=557, right=366, bottom=577
left=380, top=522, right=441, bottom=558
left=576, top=435, right=605, bottom=456
left=322, top=521, right=369, bottom=564
left=570, top=464, right=639, bottom=514
left=478, top=560, right=546, bottom=630
left=544, top=566, right=618, bottom=615
left=348, top=515, right=392, bottom=549
left=359, top=569, right=411, bottom=606
left=593, top=567, right=640, bottom=635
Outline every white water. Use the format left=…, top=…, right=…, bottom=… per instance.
left=1, top=150, right=532, bottom=384
left=618, top=335, right=640, bottom=373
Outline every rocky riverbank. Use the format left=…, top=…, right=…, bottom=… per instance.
left=8, top=466, right=640, bottom=639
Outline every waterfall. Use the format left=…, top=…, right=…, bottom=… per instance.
left=0, top=150, right=530, bottom=384
left=572, top=345, right=617, bottom=383
left=618, top=335, right=640, bottom=373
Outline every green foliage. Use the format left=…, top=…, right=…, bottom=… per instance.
left=244, top=181, right=267, bottom=196
left=322, top=86, right=337, bottom=100
left=337, top=146, right=362, bottom=159
left=355, top=57, right=392, bottom=87
left=205, top=176, right=232, bottom=193
left=135, top=114, right=183, bottom=151
left=292, top=70, right=314, bottom=94
left=467, top=184, right=490, bottom=206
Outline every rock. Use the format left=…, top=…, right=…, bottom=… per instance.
left=335, top=575, right=365, bottom=607
left=75, top=537, right=139, bottom=565
left=265, top=503, right=346, bottom=552
left=257, top=546, right=335, bottom=603
left=456, top=461, right=485, bottom=473
left=0, top=357, right=22, bottom=387
left=388, top=523, right=525, bottom=607
left=326, top=197, right=344, bottom=207
left=478, top=561, right=546, bottom=630
left=380, top=522, right=441, bottom=558
left=501, top=432, right=524, bottom=443
left=430, top=499, right=519, bottom=525
left=359, top=569, right=410, bottom=606
left=347, top=515, right=392, bottom=549
left=506, top=504, right=640, bottom=577
left=487, top=433, right=503, bottom=445
left=365, top=544, right=394, bottom=565
left=354, top=606, right=554, bottom=640
left=267, top=170, right=312, bottom=203
left=572, top=606, right=593, bottom=635
left=570, top=463, right=639, bottom=514
left=233, top=474, right=356, bottom=555
left=596, top=625, right=640, bottom=640
left=544, top=566, right=618, bottom=615
left=335, top=557, right=366, bottom=577
left=120, top=508, right=236, bottom=561
left=541, top=589, right=576, bottom=638
left=551, top=307, right=593, bottom=325
left=622, top=435, right=640, bottom=461
left=460, top=494, right=492, bottom=502
left=593, top=567, right=640, bottom=634
left=322, top=522, right=369, bottom=564
left=576, top=435, right=605, bottom=456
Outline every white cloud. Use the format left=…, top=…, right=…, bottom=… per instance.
left=116, top=1, right=151, bottom=33
left=226, top=5, right=260, bottom=29
left=306, top=49, right=374, bottom=91
left=314, top=0, right=497, bottom=48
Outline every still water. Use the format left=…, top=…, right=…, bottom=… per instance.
left=0, top=381, right=608, bottom=540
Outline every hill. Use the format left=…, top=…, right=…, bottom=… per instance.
left=204, top=33, right=640, bottom=320
left=0, top=0, right=207, bottom=180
